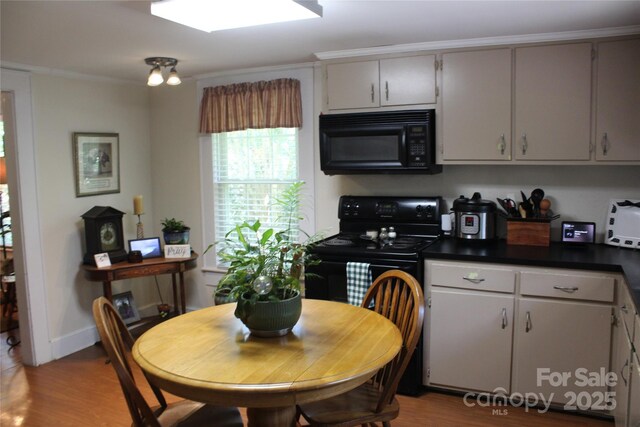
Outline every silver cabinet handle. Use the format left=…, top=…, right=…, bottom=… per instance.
left=499, top=134, right=506, bottom=155
left=620, top=304, right=628, bottom=314
left=385, top=81, right=389, bottom=101
left=371, top=84, right=375, bottom=103
left=602, top=132, right=609, bottom=156
left=525, top=311, right=532, bottom=333
left=553, top=286, right=579, bottom=293
left=501, top=308, right=508, bottom=329
left=521, top=133, right=528, bottom=155
left=621, top=358, right=629, bottom=387
left=463, top=277, right=485, bottom=284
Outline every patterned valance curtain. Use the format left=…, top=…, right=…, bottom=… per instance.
left=199, top=78, right=302, bottom=134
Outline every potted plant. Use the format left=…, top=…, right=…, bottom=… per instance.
left=207, top=182, right=321, bottom=337
left=161, top=217, right=190, bottom=244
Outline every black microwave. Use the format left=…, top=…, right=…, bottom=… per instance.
left=319, top=109, right=441, bottom=175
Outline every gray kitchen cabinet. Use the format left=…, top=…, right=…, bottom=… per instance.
left=612, top=282, right=638, bottom=427
left=425, top=261, right=517, bottom=392
left=425, top=260, right=617, bottom=413
left=629, top=353, right=640, bottom=427
left=428, top=288, right=514, bottom=392
left=595, top=39, right=640, bottom=162
left=512, top=298, right=613, bottom=406
left=513, top=269, right=614, bottom=408
left=514, top=43, right=592, bottom=160
left=326, top=55, right=436, bottom=110
left=441, top=48, right=512, bottom=161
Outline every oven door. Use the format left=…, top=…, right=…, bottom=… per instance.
left=304, top=257, right=423, bottom=396
left=305, top=260, right=418, bottom=302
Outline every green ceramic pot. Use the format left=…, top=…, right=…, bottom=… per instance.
left=163, top=229, right=190, bottom=245
left=235, top=290, right=302, bottom=337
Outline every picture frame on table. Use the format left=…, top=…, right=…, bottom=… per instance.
left=112, top=291, right=140, bottom=325
left=128, top=237, right=162, bottom=259
left=73, top=132, right=120, bottom=197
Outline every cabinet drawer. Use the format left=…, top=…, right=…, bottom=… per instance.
left=428, top=262, right=516, bottom=293
left=520, top=270, right=614, bottom=302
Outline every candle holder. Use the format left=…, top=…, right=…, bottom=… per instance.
left=136, top=214, right=144, bottom=239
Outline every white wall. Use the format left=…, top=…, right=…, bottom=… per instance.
left=314, top=165, right=640, bottom=242
left=30, top=74, right=155, bottom=358
left=148, top=81, right=205, bottom=308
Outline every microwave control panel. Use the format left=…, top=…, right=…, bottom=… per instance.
left=407, top=125, right=427, bottom=167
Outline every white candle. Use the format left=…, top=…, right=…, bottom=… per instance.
left=133, top=195, right=144, bottom=215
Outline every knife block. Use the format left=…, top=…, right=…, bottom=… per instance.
left=507, top=219, right=551, bottom=247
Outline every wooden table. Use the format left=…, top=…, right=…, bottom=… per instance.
left=82, top=253, right=197, bottom=314
left=133, top=299, right=402, bottom=427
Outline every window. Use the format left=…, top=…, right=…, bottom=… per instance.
left=212, top=128, right=298, bottom=267
left=199, top=67, right=315, bottom=272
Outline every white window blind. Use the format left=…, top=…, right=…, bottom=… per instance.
left=212, top=128, right=298, bottom=268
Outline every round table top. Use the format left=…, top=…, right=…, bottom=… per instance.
left=132, top=299, right=402, bottom=408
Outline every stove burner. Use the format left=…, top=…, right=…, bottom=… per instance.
left=323, top=237, right=355, bottom=247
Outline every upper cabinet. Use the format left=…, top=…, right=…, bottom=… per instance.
left=595, top=39, right=640, bottom=161
left=441, top=49, right=512, bottom=161
left=514, top=43, right=593, bottom=161
left=326, top=55, right=436, bottom=110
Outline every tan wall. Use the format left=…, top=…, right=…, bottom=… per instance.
left=31, top=74, right=154, bottom=354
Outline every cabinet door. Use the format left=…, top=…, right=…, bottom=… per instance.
left=326, top=61, right=379, bottom=110
left=379, top=55, right=436, bottom=106
left=514, top=43, right=592, bottom=160
left=513, top=298, right=612, bottom=407
left=613, top=317, right=632, bottom=427
left=629, top=353, right=640, bottom=427
left=596, top=39, right=640, bottom=161
left=442, top=49, right=512, bottom=161
left=428, top=288, right=514, bottom=392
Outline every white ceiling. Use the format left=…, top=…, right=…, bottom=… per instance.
left=2, top=1, right=640, bottom=83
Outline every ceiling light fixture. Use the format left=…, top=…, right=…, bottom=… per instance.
left=150, top=0, right=322, bottom=33
left=145, top=57, right=181, bottom=87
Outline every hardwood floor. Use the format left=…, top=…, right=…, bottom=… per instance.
left=1, top=329, right=613, bottom=426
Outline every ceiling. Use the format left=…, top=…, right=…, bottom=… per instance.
left=2, top=1, right=640, bottom=83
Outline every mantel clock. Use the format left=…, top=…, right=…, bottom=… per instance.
left=82, top=206, right=127, bottom=265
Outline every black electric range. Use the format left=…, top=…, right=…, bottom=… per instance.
left=305, top=195, right=443, bottom=396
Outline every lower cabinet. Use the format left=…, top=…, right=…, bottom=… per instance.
left=629, top=354, right=640, bottom=427
left=613, top=313, right=632, bottom=427
left=425, top=260, right=617, bottom=413
left=428, top=288, right=514, bottom=392
left=512, top=298, right=613, bottom=405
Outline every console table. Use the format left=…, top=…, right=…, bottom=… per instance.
left=82, top=253, right=198, bottom=315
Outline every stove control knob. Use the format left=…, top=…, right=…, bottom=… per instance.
left=416, top=205, right=424, bottom=217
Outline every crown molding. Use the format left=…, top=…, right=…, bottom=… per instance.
left=315, top=25, right=640, bottom=60
left=0, top=61, right=144, bottom=85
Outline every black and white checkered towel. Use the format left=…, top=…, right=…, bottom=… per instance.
left=346, top=262, right=372, bottom=307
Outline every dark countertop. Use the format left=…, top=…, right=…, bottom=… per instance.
left=423, top=239, right=640, bottom=310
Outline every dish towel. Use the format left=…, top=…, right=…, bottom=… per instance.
left=346, top=262, right=372, bottom=307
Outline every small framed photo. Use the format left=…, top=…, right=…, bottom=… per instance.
left=73, top=132, right=120, bottom=197
left=94, top=253, right=111, bottom=268
left=128, top=237, right=162, bottom=259
left=112, top=291, right=140, bottom=325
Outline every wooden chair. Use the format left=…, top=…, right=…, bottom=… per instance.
left=296, top=270, right=425, bottom=427
left=92, top=296, right=243, bottom=427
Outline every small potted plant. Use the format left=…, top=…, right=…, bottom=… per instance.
left=161, top=217, right=190, bottom=244
left=207, top=182, right=322, bottom=336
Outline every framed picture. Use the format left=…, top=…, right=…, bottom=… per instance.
left=112, top=291, right=140, bottom=325
left=128, top=237, right=162, bottom=259
left=73, top=132, right=120, bottom=197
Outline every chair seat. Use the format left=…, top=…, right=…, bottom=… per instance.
left=298, top=381, right=400, bottom=427
left=155, top=400, right=243, bottom=427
